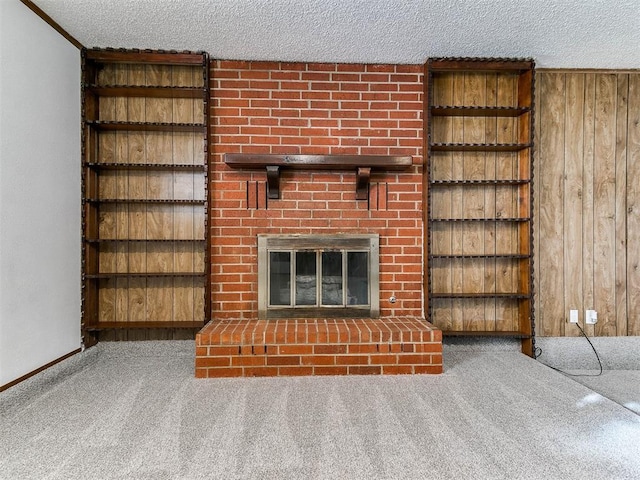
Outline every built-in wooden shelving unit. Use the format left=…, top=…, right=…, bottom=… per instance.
left=81, top=48, right=209, bottom=343
left=424, top=57, right=535, bottom=356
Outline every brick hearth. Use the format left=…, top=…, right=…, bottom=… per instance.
left=195, top=318, right=442, bottom=377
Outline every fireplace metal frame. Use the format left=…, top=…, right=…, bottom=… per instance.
left=257, top=234, right=380, bottom=319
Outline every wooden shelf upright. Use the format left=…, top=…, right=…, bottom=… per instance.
left=424, top=58, right=535, bottom=356
left=81, top=48, right=210, bottom=343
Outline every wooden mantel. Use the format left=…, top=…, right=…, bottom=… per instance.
left=224, top=154, right=414, bottom=200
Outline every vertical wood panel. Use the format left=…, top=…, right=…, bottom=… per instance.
left=495, top=75, right=518, bottom=331
left=537, top=73, right=565, bottom=336
left=194, top=283, right=205, bottom=322
left=114, top=66, right=130, bottom=324
left=126, top=66, right=147, bottom=324
left=128, top=277, right=146, bottom=323
left=147, top=278, right=173, bottom=322
left=430, top=73, right=454, bottom=330
left=582, top=74, right=596, bottom=336
left=450, top=74, right=466, bottom=331
left=626, top=75, right=640, bottom=335
left=96, top=61, right=116, bottom=324
left=592, top=74, right=617, bottom=336
left=484, top=74, right=497, bottom=330
left=614, top=74, right=628, bottom=336
left=563, top=74, right=585, bottom=336
left=174, top=277, right=195, bottom=322
left=462, top=73, right=486, bottom=331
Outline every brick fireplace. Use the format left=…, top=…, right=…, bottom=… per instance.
left=195, top=61, right=442, bottom=377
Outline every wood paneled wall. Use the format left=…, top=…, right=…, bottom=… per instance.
left=534, top=71, right=640, bottom=337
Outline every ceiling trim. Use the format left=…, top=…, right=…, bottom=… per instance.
left=21, top=0, right=83, bottom=49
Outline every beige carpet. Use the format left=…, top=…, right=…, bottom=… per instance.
left=1, top=341, right=639, bottom=479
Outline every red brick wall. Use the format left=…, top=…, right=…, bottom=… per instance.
left=209, top=61, right=424, bottom=320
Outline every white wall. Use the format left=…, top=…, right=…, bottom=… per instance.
left=0, top=0, right=81, bottom=387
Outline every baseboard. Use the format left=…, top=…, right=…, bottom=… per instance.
left=0, top=348, right=82, bottom=392
left=535, top=336, right=640, bottom=370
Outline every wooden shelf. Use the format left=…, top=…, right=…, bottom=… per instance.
left=84, top=163, right=205, bottom=171
left=85, top=238, right=205, bottom=243
left=430, top=217, right=530, bottom=223
left=429, top=179, right=530, bottom=185
left=85, top=321, right=204, bottom=331
left=431, top=293, right=531, bottom=299
left=85, top=85, right=204, bottom=98
left=85, top=121, right=205, bottom=132
left=427, top=57, right=534, bottom=73
left=430, top=143, right=531, bottom=152
left=85, top=49, right=206, bottom=66
left=431, top=106, right=530, bottom=117
left=429, top=254, right=530, bottom=259
left=441, top=330, right=532, bottom=339
left=224, top=153, right=413, bottom=170
left=85, top=272, right=205, bottom=279
left=225, top=153, right=413, bottom=200
left=86, top=198, right=205, bottom=205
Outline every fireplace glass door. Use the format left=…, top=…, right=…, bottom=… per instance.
left=258, top=235, right=379, bottom=318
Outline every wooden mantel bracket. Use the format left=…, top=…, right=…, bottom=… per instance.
left=266, top=165, right=280, bottom=199
left=224, top=154, right=413, bottom=200
left=356, top=167, right=371, bottom=200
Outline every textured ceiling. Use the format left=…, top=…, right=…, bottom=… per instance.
left=31, top=0, right=640, bottom=68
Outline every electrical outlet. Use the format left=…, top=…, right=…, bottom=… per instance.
left=585, top=309, right=598, bottom=325
left=569, top=309, right=579, bottom=323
